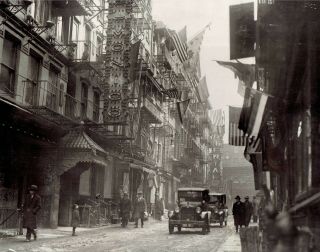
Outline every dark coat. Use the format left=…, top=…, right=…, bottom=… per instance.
left=232, top=201, right=245, bottom=226
left=120, top=198, right=132, bottom=218
left=244, top=200, right=253, bottom=224
left=23, top=194, right=41, bottom=229
left=133, top=197, right=146, bottom=218
left=71, top=209, right=80, bottom=227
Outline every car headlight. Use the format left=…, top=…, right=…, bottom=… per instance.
left=219, top=211, right=224, bottom=215
left=196, top=207, right=201, bottom=214
left=174, top=207, right=180, bottom=213
left=168, top=211, right=174, bottom=218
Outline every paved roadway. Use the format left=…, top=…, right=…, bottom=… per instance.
left=0, top=219, right=237, bottom=252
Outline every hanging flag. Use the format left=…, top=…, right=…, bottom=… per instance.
left=168, top=29, right=188, bottom=63
left=178, top=26, right=187, bottom=44
left=185, top=23, right=211, bottom=77
left=162, top=87, right=182, bottom=100
left=211, top=109, right=225, bottom=136
left=129, top=40, right=141, bottom=82
left=198, top=76, right=210, bottom=102
left=216, top=60, right=256, bottom=85
left=244, top=137, right=261, bottom=161
left=229, top=106, right=246, bottom=146
left=177, top=99, right=190, bottom=124
left=237, top=80, right=246, bottom=97
left=247, top=92, right=268, bottom=138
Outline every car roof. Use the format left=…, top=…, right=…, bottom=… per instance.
left=178, top=187, right=209, bottom=192
left=209, top=192, right=226, bottom=196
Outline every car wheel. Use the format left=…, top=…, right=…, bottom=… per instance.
left=169, top=225, right=174, bottom=234
left=178, top=226, right=182, bottom=232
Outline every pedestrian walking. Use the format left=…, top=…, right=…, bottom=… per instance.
left=71, top=204, right=80, bottom=236
left=232, top=195, right=245, bottom=233
left=244, top=196, right=253, bottom=227
left=252, top=196, right=258, bottom=223
left=23, top=185, right=41, bottom=241
left=133, top=191, right=146, bottom=228
left=120, top=192, right=131, bottom=227
left=155, top=195, right=164, bottom=221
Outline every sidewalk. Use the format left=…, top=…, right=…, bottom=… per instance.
left=0, top=218, right=161, bottom=241
left=217, top=232, right=241, bottom=252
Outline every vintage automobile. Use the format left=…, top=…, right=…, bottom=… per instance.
left=168, top=188, right=211, bottom=235
left=208, top=192, right=228, bottom=227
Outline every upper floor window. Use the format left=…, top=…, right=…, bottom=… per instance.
left=0, top=33, right=19, bottom=95
left=93, top=91, right=100, bottom=122
left=34, top=0, right=52, bottom=26
left=25, top=53, right=41, bottom=105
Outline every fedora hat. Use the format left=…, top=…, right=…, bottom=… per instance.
left=29, top=185, right=38, bottom=191
left=235, top=195, right=241, bottom=200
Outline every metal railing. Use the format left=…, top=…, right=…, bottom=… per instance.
left=72, top=40, right=97, bottom=62
left=0, top=208, right=19, bottom=231
left=21, top=80, right=82, bottom=121
left=78, top=200, right=119, bottom=227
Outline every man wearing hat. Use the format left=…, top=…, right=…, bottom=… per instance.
left=119, top=192, right=131, bottom=227
left=244, top=196, right=253, bottom=227
left=133, top=191, right=147, bottom=228
left=23, top=185, right=41, bottom=241
left=232, top=195, right=245, bottom=232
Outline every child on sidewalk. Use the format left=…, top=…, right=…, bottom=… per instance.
left=71, top=204, right=80, bottom=236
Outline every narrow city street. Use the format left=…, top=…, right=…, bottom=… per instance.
left=0, top=219, right=239, bottom=252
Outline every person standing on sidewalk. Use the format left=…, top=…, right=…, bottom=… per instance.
left=133, top=191, right=146, bottom=228
left=252, top=196, right=258, bottom=223
left=71, top=204, right=80, bottom=236
left=120, top=192, right=131, bottom=227
left=23, top=185, right=41, bottom=241
left=232, top=195, right=244, bottom=233
left=244, top=196, right=253, bottom=227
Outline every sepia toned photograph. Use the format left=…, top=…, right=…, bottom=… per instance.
left=0, top=0, right=317, bottom=251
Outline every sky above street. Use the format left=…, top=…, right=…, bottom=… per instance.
left=152, top=0, right=254, bottom=110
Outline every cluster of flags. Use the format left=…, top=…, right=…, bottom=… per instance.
left=159, top=24, right=210, bottom=125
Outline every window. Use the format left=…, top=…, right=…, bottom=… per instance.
left=81, top=83, right=88, bottom=119
left=97, top=36, right=103, bottom=57
left=34, top=0, right=51, bottom=26
left=0, top=34, right=19, bottom=94
left=93, top=91, right=100, bottom=122
left=25, top=54, right=41, bottom=105
left=71, top=17, right=79, bottom=42
left=48, top=66, right=60, bottom=110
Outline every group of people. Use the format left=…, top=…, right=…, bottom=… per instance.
left=119, top=191, right=147, bottom=228
left=20, top=185, right=150, bottom=242
left=232, top=195, right=258, bottom=233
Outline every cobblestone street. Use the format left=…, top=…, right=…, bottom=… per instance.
left=0, top=219, right=240, bottom=252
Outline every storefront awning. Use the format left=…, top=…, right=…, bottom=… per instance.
left=62, top=128, right=107, bottom=155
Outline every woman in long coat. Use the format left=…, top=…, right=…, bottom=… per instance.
left=23, top=185, right=41, bottom=241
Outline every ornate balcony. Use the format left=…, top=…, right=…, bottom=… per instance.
left=141, top=96, right=163, bottom=124
left=21, top=80, right=85, bottom=125
left=51, top=0, right=92, bottom=16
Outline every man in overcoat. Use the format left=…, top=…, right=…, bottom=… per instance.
left=120, top=192, right=131, bottom=227
left=232, top=195, right=245, bottom=233
left=23, top=185, right=41, bottom=241
left=244, top=196, right=253, bottom=226
left=133, top=191, right=146, bottom=228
